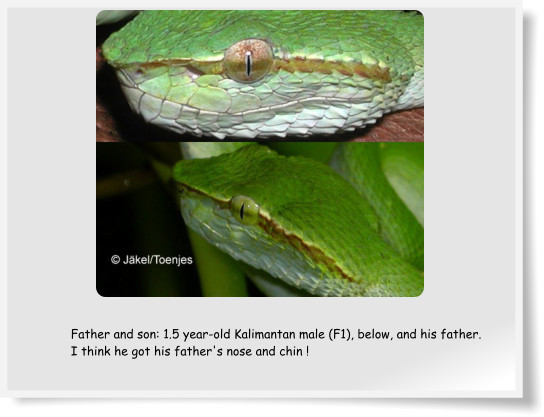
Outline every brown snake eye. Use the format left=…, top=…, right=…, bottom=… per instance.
left=224, top=39, right=274, bottom=83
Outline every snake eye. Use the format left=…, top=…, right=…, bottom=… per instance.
left=224, top=39, right=273, bottom=83
left=230, top=195, right=260, bottom=225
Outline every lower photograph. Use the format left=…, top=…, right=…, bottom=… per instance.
left=96, top=142, right=424, bottom=297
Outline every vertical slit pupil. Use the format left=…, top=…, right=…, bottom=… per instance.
left=245, top=52, right=252, bottom=77
left=240, top=202, right=245, bottom=219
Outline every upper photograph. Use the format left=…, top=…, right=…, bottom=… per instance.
left=96, top=10, right=424, bottom=142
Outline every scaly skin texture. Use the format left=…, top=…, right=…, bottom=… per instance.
left=331, top=143, right=424, bottom=270
left=173, top=145, right=423, bottom=297
left=102, top=10, right=424, bottom=139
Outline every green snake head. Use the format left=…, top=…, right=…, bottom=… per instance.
left=172, top=145, right=423, bottom=296
left=102, top=10, right=424, bottom=139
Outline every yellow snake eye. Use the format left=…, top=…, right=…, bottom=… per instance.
left=224, top=39, right=274, bottom=83
left=230, top=195, right=260, bottom=225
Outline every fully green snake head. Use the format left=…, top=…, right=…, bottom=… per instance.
left=102, top=10, right=424, bottom=139
left=173, top=145, right=423, bottom=296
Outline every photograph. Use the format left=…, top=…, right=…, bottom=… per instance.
left=96, top=10, right=424, bottom=297
left=96, top=142, right=424, bottom=296
left=96, top=10, right=424, bottom=142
